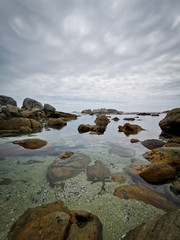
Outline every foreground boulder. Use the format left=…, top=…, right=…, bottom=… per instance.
left=0, top=117, right=42, bottom=135
left=8, top=201, right=103, bottom=240
left=13, top=138, right=47, bottom=149
left=0, top=95, right=17, bottom=106
left=22, top=97, right=43, bottom=110
left=94, top=114, right=110, bottom=127
left=87, top=160, right=110, bottom=182
left=114, top=185, right=177, bottom=212
left=159, top=108, right=180, bottom=135
left=122, top=210, right=180, bottom=240
left=118, top=123, right=144, bottom=135
left=47, top=152, right=91, bottom=186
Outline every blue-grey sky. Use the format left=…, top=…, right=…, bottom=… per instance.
left=0, top=0, right=180, bottom=112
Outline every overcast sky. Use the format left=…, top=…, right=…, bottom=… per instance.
left=0, top=0, right=180, bottom=112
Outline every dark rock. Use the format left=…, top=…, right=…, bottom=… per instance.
left=159, top=108, right=180, bottom=135
left=122, top=210, right=180, bottom=240
left=22, top=97, right=43, bottom=110
left=94, top=114, right=110, bottom=127
left=47, top=152, right=91, bottom=186
left=123, top=118, right=135, bottom=121
left=0, top=95, right=17, bottom=106
left=141, top=139, right=165, bottom=150
left=112, top=117, right=119, bottom=121
left=87, top=160, right=110, bottom=182
left=137, top=112, right=152, bottom=116
left=118, top=123, right=144, bottom=135
left=170, top=177, right=180, bottom=196
left=0, top=178, right=13, bottom=185
left=13, top=138, right=47, bottom=149
left=46, top=118, right=67, bottom=129
left=81, top=108, right=123, bottom=115
left=8, top=201, right=103, bottom=240
left=114, top=185, right=177, bottom=212
left=47, top=111, right=77, bottom=121
left=44, top=103, right=56, bottom=114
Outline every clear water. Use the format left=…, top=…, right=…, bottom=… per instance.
left=0, top=113, right=179, bottom=240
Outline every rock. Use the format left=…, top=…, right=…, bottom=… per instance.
left=128, top=159, right=150, bottom=175
left=139, top=163, right=176, bottom=183
left=112, top=117, right=119, bottom=121
left=47, top=152, right=91, bottom=186
left=109, top=143, right=135, bottom=157
left=22, top=97, right=43, bottom=110
left=44, top=103, right=56, bottom=114
left=151, top=113, right=160, bottom=116
left=159, top=108, right=180, bottom=135
left=46, top=118, right=67, bottom=129
left=118, top=123, right=144, bottom=135
left=1, top=105, right=23, bottom=119
left=141, top=139, right=165, bottom=150
left=122, top=210, right=180, bottom=240
left=81, top=108, right=123, bottom=115
left=23, top=108, right=45, bottom=120
left=81, top=109, right=93, bottom=115
left=94, top=114, right=110, bottom=127
left=87, top=160, right=110, bottom=182
left=114, top=185, right=177, bottom=212
left=47, top=111, right=77, bottom=121
left=130, top=138, right=139, bottom=143
left=0, top=178, right=13, bottom=185
left=78, top=124, right=105, bottom=134
left=137, top=112, right=152, bottom=116
left=168, top=138, right=180, bottom=144
left=8, top=201, right=103, bottom=240
left=111, top=173, right=127, bottom=183
left=123, top=118, right=135, bottom=121
left=170, top=177, right=180, bottom=196
left=13, top=138, right=47, bottom=149
left=0, top=117, right=42, bottom=135
left=0, top=95, right=17, bottom=106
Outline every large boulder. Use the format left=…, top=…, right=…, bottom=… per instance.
left=0, top=117, right=42, bottom=135
left=86, top=160, right=110, bottom=182
left=46, top=118, right=67, bottom=129
left=141, top=139, right=165, bottom=150
left=114, top=185, right=177, bottom=212
left=0, top=95, right=17, bottom=106
left=47, top=152, right=91, bottom=186
left=13, top=138, right=47, bottom=149
left=94, top=114, right=110, bottom=127
left=118, top=123, right=144, bottom=135
left=44, top=103, right=56, bottom=114
left=122, top=210, right=180, bottom=240
left=159, top=108, right=180, bottom=135
left=22, top=97, right=43, bottom=110
left=8, top=201, right=103, bottom=240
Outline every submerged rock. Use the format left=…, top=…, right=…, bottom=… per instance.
left=87, top=160, right=110, bottom=182
left=8, top=201, right=103, bottom=240
left=141, top=139, right=165, bottom=150
left=159, top=108, right=180, bottom=135
left=118, top=123, right=144, bottom=135
left=47, top=152, right=91, bottom=186
left=13, top=138, right=47, bottom=149
left=111, top=173, right=127, bottom=184
left=122, top=210, right=180, bottom=240
left=109, top=143, right=135, bottom=157
left=114, top=185, right=177, bottom=212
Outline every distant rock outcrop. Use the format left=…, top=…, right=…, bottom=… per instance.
left=81, top=108, right=123, bottom=115
left=159, top=108, right=180, bottom=135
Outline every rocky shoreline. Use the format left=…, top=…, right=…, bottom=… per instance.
left=0, top=95, right=180, bottom=239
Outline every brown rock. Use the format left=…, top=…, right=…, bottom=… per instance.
left=47, top=111, right=77, bottom=121
left=128, top=159, right=150, bottom=175
left=114, top=185, right=177, bottom=212
left=122, top=210, right=180, bottom=240
left=87, top=160, right=110, bottom=182
left=159, top=108, right=180, bottom=135
left=13, top=138, right=47, bottom=149
left=167, top=138, right=180, bottom=144
left=111, top=173, right=127, bottom=183
left=23, top=108, right=45, bottom=120
left=46, top=118, right=67, bottom=129
left=47, top=152, right=91, bottom=186
left=94, top=114, right=110, bottom=127
left=130, top=138, right=139, bottom=143
left=78, top=124, right=104, bottom=133
left=8, top=201, right=103, bottom=240
left=118, top=123, right=144, bottom=135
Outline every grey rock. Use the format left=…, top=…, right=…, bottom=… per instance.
left=22, top=98, right=43, bottom=110
left=44, top=104, right=56, bottom=114
left=141, top=139, right=165, bottom=150
left=0, top=95, right=17, bottom=106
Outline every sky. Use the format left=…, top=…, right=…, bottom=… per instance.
left=0, top=0, right=180, bottom=112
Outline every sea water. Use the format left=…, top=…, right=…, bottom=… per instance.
left=0, top=113, right=178, bottom=240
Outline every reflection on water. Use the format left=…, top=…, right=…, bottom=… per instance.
left=0, top=113, right=179, bottom=240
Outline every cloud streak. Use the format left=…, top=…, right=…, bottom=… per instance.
left=0, top=0, right=179, bottom=112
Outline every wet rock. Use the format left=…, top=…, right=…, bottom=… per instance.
left=47, top=111, right=77, bottom=121
left=114, top=185, right=177, bottom=212
left=8, top=201, right=103, bottom=240
left=46, top=118, right=67, bottom=129
left=130, top=138, right=139, bottom=143
left=0, top=95, right=17, bottom=106
left=164, top=138, right=180, bottom=147
left=170, top=177, right=180, bottom=196
left=13, top=138, right=47, bottom=149
left=141, top=139, right=165, bottom=150
left=111, top=173, right=127, bottom=183
left=22, top=97, right=43, bottom=110
left=128, top=159, right=150, bottom=175
left=94, top=114, right=110, bottom=127
left=0, top=117, right=42, bottom=135
left=47, top=152, right=91, bottom=186
left=109, top=143, right=135, bottom=157
left=78, top=124, right=105, bottom=134
left=87, top=160, right=110, bottom=182
left=167, top=138, right=180, bottom=144
left=122, top=210, right=180, bottom=240
left=159, top=108, right=180, bottom=135
left=112, top=117, right=119, bottom=121
left=23, top=108, right=45, bottom=120
left=118, top=123, right=144, bottom=135
left=123, top=118, right=135, bottom=121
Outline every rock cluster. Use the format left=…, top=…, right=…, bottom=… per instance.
left=81, top=108, right=123, bottom=115
left=8, top=201, right=103, bottom=240
left=118, top=123, right=144, bottom=135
